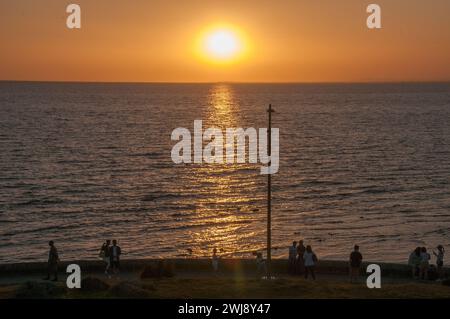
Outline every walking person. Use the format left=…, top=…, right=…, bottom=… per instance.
left=433, top=245, right=445, bottom=279
left=109, top=240, right=121, bottom=275
left=349, top=245, right=363, bottom=283
left=303, top=245, right=317, bottom=280
left=288, top=241, right=297, bottom=275
left=44, top=241, right=59, bottom=281
left=99, top=240, right=111, bottom=275
left=419, top=247, right=431, bottom=280
left=296, top=240, right=306, bottom=275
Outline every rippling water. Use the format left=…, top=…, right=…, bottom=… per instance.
left=1, top=82, right=449, bottom=264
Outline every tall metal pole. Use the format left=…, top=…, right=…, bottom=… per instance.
left=267, top=104, right=273, bottom=278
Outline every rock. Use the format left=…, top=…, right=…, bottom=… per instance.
left=142, top=283, right=156, bottom=291
left=161, top=261, right=175, bottom=278
left=110, top=281, right=150, bottom=298
left=81, top=277, right=110, bottom=292
left=140, top=261, right=175, bottom=279
left=15, top=281, right=66, bottom=299
left=140, top=264, right=160, bottom=278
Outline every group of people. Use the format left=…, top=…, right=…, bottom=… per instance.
left=408, top=245, right=445, bottom=280
left=44, top=239, right=444, bottom=283
left=212, top=242, right=361, bottom=282
left=288, top=240, right=318, bottom=280
left=99, top=239, right=122, bottom=276
left=43, top=239, right=122, bottom=281
left=288, top=242, right=363, bottom=282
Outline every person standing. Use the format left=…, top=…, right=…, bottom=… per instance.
left=408, top=247, right=421, bottom=279
left=109, top=240, right=122, bottom=275
left=44, top=241, right=59, bottom=281
left=419, top=247, right=431, bottom=280
left=433, top=245, right=445, bottom=279
left=99, top=240, right=111, bottom=275
left=256, top=252, right=267, bottom=276
left=288, top=241, right=297, bottom=275
left=303, top=245, right=317, bottom=280
left=296, top=240, right=306, bottom=275
left=349, top=245, right=363, bottom=283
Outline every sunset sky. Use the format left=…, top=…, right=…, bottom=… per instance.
left=1, top=0, right=450, bottom=83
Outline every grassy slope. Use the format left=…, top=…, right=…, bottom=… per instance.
left=1, top=276, right=450, bottom=299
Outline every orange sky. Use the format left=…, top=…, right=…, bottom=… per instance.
left=1, top=0, right=450, bottom=83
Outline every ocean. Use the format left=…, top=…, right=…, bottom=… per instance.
left=0, top=82, right=449, bottom=264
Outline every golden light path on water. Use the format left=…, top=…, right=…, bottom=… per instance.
left=186, top=85, right=265, bottom=258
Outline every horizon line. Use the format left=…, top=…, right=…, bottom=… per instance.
left=1, top=79, right=450, bottom=85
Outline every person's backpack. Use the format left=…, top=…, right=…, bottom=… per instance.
left=312, top=253, right=318, bottom=263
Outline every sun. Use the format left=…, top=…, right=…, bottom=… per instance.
left=205, top=30, right=240, bottom=59
left=195, top=25, right=248, bottom=64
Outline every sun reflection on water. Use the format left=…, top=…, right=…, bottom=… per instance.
left=186, top=84, right=265, bottom=258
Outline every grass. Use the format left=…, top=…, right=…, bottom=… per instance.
left=1, top=276, right=450, bottom=299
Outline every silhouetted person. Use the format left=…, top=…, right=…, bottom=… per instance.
left=288, top=241, right=297, bottom=274
left=256, top=252, right=266, bottom=276
left=349, top=245, right=363, bottom=283
left=99, top=240, right=111, bottom=275
left=408, top=247, right=421, bottom=279
left=44, top=241, right=59, bottom=281
left=303, top=245, right=317, bottom=280
left=109, top=240, right=121, bottom=274
left=296, top=240, right=306, bottom=275
left=419, top=247, right=430, bottom=280
left=433, top=245, right=445, bottom=279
